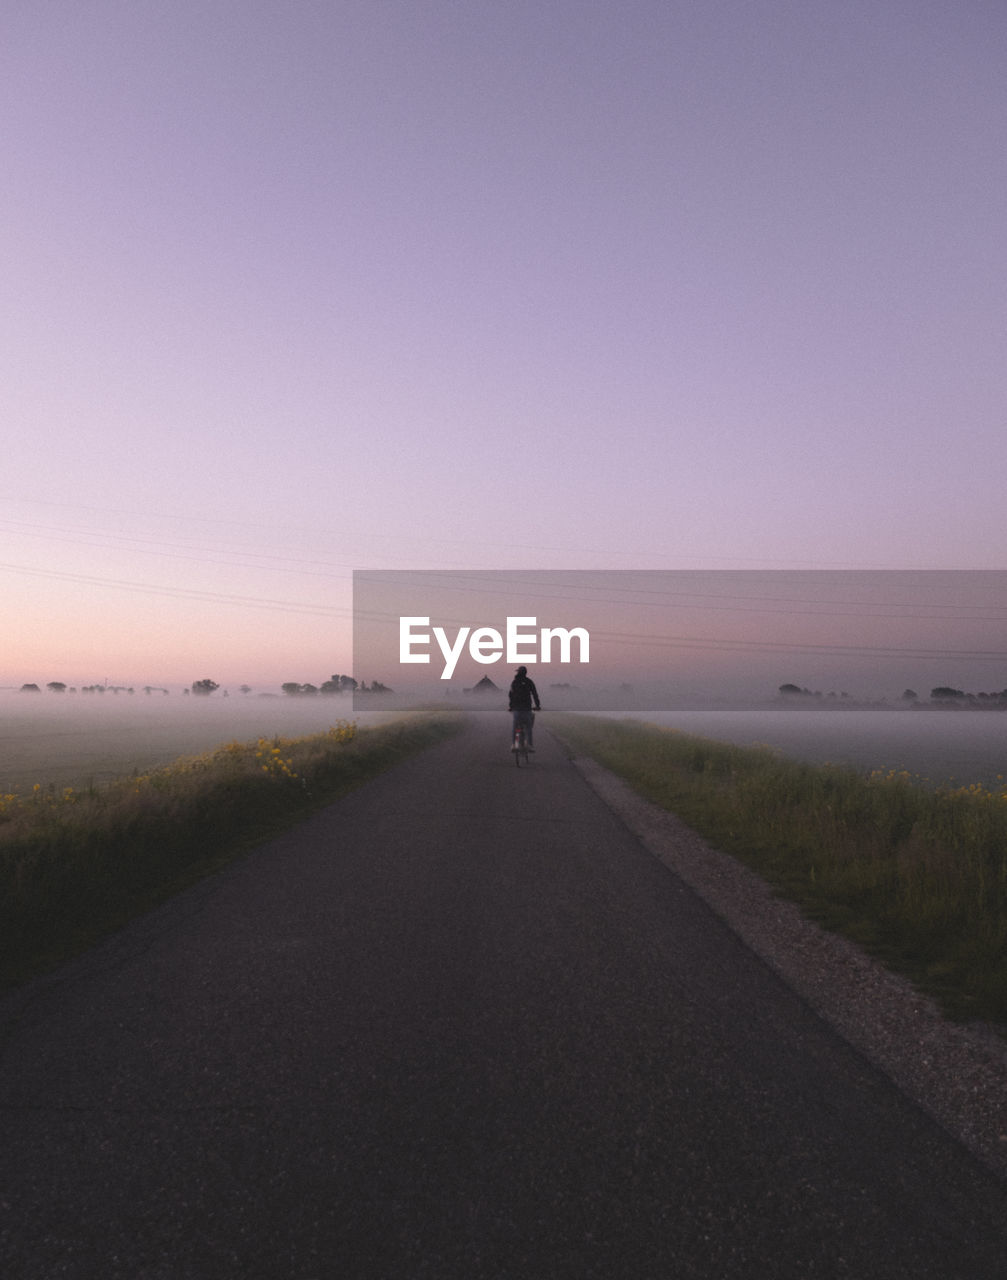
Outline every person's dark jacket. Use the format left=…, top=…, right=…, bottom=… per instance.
left=508, top=674, right=540, bottom=711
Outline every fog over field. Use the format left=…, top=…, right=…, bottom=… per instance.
left=610, top=708, right=1007, bottom=789
left=0, top=690, right=379, bottom=792
left=4, top=683, right=1003, bottom=796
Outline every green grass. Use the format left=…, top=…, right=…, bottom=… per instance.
left=552, top=713, right=1007, bottom=1027
left=0, top=708, right=463, bottom=993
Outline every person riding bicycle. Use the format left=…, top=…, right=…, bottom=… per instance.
left=508, top=666, right=541, bottom=750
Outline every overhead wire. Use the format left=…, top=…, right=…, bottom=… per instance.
left=3, top=499, right=1006, bottom=669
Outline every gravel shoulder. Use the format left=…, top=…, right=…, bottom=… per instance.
left=565, top=746, right=1007, bottom=1181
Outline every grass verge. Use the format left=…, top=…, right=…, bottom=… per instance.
left=552, top=713, right=1007, bottom=1027
left=0, top=708, right=463, bottom=994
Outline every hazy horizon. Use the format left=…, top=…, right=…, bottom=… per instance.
left=1, top=685, right=1003, bottom=798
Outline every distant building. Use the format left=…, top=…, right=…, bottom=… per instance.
left=465, top=675, right=500, bottom=696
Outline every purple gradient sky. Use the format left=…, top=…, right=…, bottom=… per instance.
left=3, top=2, right=1005, bottom=689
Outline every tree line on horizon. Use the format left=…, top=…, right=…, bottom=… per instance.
left=777, top=683, right=1007, bottom=707
left=279, top=675, right=392, bottom=696
left=14, top=674, right=389, bottom=697
left=17, top=682, right=167, bottom=695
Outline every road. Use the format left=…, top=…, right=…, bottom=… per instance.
left=1, top=714, right=1005, bottom=1278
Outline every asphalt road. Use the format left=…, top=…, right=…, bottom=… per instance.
left=1, top=714, right=1005, bottom=1278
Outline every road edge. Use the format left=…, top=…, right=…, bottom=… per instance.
left=560, top=741, right=1007, bottom=1182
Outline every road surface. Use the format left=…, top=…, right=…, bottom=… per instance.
left=1, top=714, right=1005, bottom=1277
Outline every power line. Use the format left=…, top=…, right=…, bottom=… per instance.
left=0, top=492, right=956, bottom=569
left=0, top=562, right=350, bottom=618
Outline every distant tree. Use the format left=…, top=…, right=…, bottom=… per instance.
left=323, top=674, right=357, bottom=693
left=354, top=680, right=393, bottom=695
left=901, top=689, right=918, bottom=702
left=301, top=683, right=318, bottom=696
left=281, top=682, right=302, bottom=696
left=931, top=686, right=965, bottom=701
left=778, top=683, right=806, bottom=697
left=20, top=683, right=41, bottom=693
left=46, top=682, right=67, bottom=693
left=191, top=679, right=220, bottom=696
left=239, top=685, right=252, bottom=695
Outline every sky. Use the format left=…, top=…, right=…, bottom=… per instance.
left=3, top=1, right=1006, bottom=691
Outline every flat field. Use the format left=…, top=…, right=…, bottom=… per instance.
left=0, top=692, right=386, bottom=792
left=603, top=707, right=1007, bottom=788
left=3, top=696, right=1005, bottom=795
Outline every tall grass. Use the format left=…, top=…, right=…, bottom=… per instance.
left=553, top=714, right=1007, bottom=1026
left=0, top=709, right=462, bottom=992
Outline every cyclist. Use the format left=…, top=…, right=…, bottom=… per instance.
left=508, top=665, right=541, bottom=751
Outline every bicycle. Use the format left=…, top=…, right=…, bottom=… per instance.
left=510, top=708, right=538, bottom=767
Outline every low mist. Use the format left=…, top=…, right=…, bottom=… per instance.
left=0, top=687, right=370, bottom=793
left=608, top=706, right=1007, bottom=790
